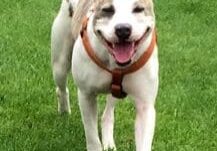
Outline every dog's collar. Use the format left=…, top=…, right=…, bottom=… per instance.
left=80, top=17, right=157, bottom=99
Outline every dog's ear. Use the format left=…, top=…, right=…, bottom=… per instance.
left=71, top=0, right=95, bottom=39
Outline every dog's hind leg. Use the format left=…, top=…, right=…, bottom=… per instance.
left=52, top=57, right=72, bottom=114
left=52, top=40, right=73, bottom=114
left=102, top=95, right=117, bottom=151
left=51, top=0, right=74, bottom=114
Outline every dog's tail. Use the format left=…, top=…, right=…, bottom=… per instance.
left=71, top=0, right=94, bottom=39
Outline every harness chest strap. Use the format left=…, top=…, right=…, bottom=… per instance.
left=80, top=17, right=157, bottom=99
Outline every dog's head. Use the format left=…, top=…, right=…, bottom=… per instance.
left=93, top=0, right=155, bottom=66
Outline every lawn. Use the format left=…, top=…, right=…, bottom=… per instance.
left=0, top=0, right=217, bottom=151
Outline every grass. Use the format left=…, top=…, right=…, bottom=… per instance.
left=0, top=0, right=217, bottom=150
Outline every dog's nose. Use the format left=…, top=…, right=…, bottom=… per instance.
left=115, top=24, right=132, bottom=40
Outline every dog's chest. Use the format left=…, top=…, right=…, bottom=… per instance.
left=72, top=54, right=111, bottom=93
left=83, top=70, right=111, bottom=93
left=72, top=36, right=159, bottom=97
left=72, top=58, right=157, bottom=98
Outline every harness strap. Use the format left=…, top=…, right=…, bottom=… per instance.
left=80, top=17, right=157, bottom=99
left=111, top=69, right=127, bottom=98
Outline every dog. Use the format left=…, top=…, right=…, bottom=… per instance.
left=51, top=0, right=159, bottom=151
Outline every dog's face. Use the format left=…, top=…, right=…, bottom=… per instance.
left=93, top=0, right=155, bottom=66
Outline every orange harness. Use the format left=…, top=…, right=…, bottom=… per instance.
left=80, top=18, right=157, bottom=99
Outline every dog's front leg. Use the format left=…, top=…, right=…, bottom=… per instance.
left=78, top=89, right=102, bottom=151
left=134, top=101, right=156, bottom=151
left=102, top=95, right=116, bottom=151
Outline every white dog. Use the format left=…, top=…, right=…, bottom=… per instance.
left=51, top=0, right=159, bottom=151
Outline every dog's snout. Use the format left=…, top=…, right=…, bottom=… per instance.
left=115, top=24, right=132, bottom=40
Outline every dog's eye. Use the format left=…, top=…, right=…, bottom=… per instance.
left=102, top=6, right=115, bottom=14
left=133, top=6, right=145, bottom=13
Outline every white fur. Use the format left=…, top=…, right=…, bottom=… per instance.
left=51, top=0, right=159, bottom=151
left=51, top=0, right=73, bottom=114
left=102, top=95, right=117, bottom=150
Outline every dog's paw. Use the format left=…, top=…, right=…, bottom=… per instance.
left=103, top=142, right=116, bottom=151
left=58, top=107, right=71, bottom=114
left=56, top=88, right=71, bottom=114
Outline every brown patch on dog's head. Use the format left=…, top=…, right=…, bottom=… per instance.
left=137, top=0, right=154, bottom=16
left=93, top=0, right=154, bottom=16
left=93, top=0, right=114, bottom=28
left=93, top=0, right=155, bottom=25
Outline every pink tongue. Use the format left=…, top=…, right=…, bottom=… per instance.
left=113, top=42, right=135, bottom=63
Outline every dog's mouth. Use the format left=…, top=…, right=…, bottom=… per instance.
left=106, top=41, right=134, bottom=66
left=100, top=27, right=151, bottom=66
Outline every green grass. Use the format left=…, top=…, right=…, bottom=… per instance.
left=0, top=0, right=217, bottom=150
